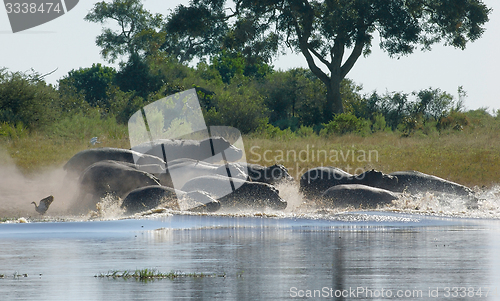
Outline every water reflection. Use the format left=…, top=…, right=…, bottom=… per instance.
left=0, top=214, right=499, bottom=300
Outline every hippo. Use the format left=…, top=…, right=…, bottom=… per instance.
left=63, top=147, right=166, bottom=177
left=72, top=160, right=161, bottom=213
left=131, top=137, right=243, bottom=163
left=300, top=167, right=353, bottom=198
left=300, top=167, right=397, bottom=199
left=354, top=169, right=399, bottom=191
left=238, top=163, right=294, bottom=185
left=389, top=171, right=478, bottom=208
left=320, top=184, right=400, bottom=209
left=121, top=186, right=220, bottom=214
left=159, top=158, right=248, bottom=189
left=389, top=171, right=474, bottom=196
left=181, top=175, right=287, bottom=210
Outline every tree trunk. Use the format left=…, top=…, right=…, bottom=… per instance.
left=324, top=75, right=344, bottom=121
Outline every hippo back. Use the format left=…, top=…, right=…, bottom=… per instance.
left=79, top=161, right=161, bottom=199
left=300, top=167, right=353, bottom=198
left=132, top=137, right=243, bottom=163
left=321, top=184, right=399, bottom=209
left=64, top=147, right=165, bottom=176
left=182, top=175, right=287, bottom=210
left=389, top=170, right=474, bottom=196
left=352, top=169, right=398, bottom=191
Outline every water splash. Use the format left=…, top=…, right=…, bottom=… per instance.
left=89, top=194, right=125, bottom=220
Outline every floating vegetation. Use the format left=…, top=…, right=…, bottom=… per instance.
left=95, top=269, right=226, bottom=281
left=0, top=272, right=29, bottom=279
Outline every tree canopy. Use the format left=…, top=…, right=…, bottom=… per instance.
left=85, top=0, right=164, bottom=63
left=167, top=0, right=491, bottom=119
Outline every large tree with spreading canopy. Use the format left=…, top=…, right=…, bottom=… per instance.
left=167, top=0, right=491, bottom=119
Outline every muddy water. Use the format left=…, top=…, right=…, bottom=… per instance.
left=1, top=213, right=500, bottom=300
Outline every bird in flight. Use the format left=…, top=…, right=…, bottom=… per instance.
left=32, top=195, right=54, bottom=215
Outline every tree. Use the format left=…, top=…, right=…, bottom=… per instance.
left=85, top=0, right=164, bottom=63
left=115, top=53, right=163, bottom=98
left=0, top=69, right=61, bottom=129
left=59, top=64, right=117, bottom=109
left=162, top=3, right=229, bottom=64
left=171, top=0, right=491, bottom=120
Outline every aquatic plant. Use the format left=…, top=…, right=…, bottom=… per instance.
left=95, top=269, right=225, bottom=281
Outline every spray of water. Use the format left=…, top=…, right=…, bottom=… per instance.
left=2, top=145, right=499, bottom=222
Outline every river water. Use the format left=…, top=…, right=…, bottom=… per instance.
left=2, top=160, right=500, bottom=300
left=1, top=209, right=500, bottom=300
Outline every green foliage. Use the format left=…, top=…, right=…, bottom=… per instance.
left=163, top=3, right=228, bottom=63
left=85, top=0, right=164, bottom=63
left=205, top=76, right=268, bottom=133
left=438, top=110, right=470, bottom=131
left=0, top=122, right=28, bottom=139
left=0, top=69, right=61, bottom=130
left=413, top=88, right=454, bottom=120
left=464, top=108, right=496, bottom=128
left=45, top=110, right=127, bottom=141
left=115, top=53, right=163, bottom=98
left=261, top=68, right=326, bottom=128
left=371, top=113, right=388, bottom=132
left=168, top=0, right=491, bottom=115
left=211, top=50, right=272, bottom=84
left=254, top=123, right=296, bottom=140
left=106, top=87, right=145, bottom=124
left=296, top=125, right=316, bottom=138
left=58, top=63, right=116, bottom=109
left=320, top=113, right=370, bottom=136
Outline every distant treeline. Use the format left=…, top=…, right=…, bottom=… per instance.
left=0, top=57, right=498, bottom=139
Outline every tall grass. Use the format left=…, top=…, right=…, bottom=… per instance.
left=244, top=126, right=500, bottom=188
left=1, top=114, right=499, bottom=187
left=1, top=113, right=129, bottom=173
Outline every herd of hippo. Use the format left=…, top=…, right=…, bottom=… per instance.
left=61, top=137, right=478, bottom=215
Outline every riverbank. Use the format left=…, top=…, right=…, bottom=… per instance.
left=1, top=126, right=499, bottom=188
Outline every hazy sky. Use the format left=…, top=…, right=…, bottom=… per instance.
left=1, top=0, right=498, bottom=111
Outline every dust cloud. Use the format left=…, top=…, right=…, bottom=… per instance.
left=0, top=148, right=79, bottom=219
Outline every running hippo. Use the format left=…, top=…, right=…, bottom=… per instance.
left=121, top=186, right=220, bottom=214
left=300, top=167, right=353, bottom=198
left=131, top=137, right=243, bottom=163
left=181, top=175, right=287, bottom=210
left=238, top=163, right=294, bottom=185
left=300, top=167, right=397, bottom=199
left=158, top=158, right=248, bottom=189
left=63, top=147, right=165, bottom=177
left=389, top=171, right=478, bottom=208
left=321, top=184, right=400, bottom=209
left=72, top=161, right=161, bottom=213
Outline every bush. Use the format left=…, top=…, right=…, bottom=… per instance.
left=0, top=69, right=61, bottom=130
left=58, top=63, right=116, bottom=109
left=371, top=113, right=388, bottom=132
left=296, top=125, right=316, bottom=137
left=207, top=76, right=268, bottom=133
left=438, top=110, right=469, bottom=130
left=321, top=113, right=370, bottom=136
left=254, top=123, right=296, bottom=140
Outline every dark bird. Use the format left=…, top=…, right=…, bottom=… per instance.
left=32, top=195, right=54, bottom=215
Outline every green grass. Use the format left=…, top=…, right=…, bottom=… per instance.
left=0, top=114, right=130, bottom=173
left=96, top=269, right=225, bottom=281
left=244, top=127, right=500, bottom=188
left=1, top=114, right=499, bottom=188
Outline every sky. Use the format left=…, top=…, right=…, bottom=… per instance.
left=1, top=0, right=499, bottom=112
